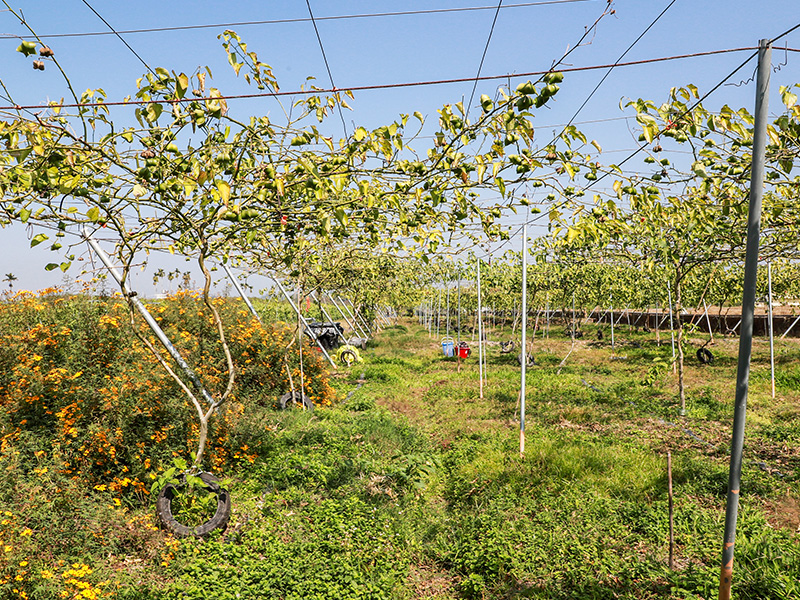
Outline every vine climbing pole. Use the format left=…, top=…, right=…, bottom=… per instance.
left=718, top=38, right=771, bottom=600
left=477, top=258, right=485, bottom=398
left=520, top=223, right=528, bottom=456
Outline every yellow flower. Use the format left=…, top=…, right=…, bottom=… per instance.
left=20, top=528, right=32, bottom=537
left=41, top=569, right=54, bottom=579
left=19, top=560, right=27, bottom=566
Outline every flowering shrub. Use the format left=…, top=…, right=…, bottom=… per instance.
left=0, top=289, right=336, bottom=495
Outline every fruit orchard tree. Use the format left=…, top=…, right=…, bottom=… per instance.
left=548, top=83, right=800, bottom=413
left=0, top=18, right=607, bottom=467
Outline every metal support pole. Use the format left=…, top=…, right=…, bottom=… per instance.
left=478, top=259, right=484, bottom=398
left=221, top=263, right=262, bottom=324
left=768, top=262, right=775, bottom=399
left=703, top=300, right=713, bottom=340
left=520, top=224, right=528, bottom=456
left=273, top=278, right=336, bottom=368
left=610, top=296, right=615, bottom=349
left=82, top=229, right=215, bottom=406
left=457, top=270, right=462, bottom=345
left=446, top=284, right=451, bottom=337
left=780, top=312, right=800, bottom=339
left=315, top=293, right=348, bottom=345
left=329, top=294, right=358, bottom=337
left=719, top=39, right=771, bottom=600
left=436, top=287, right=442, bottom=338
left=338, top=295, right=370, bottom=339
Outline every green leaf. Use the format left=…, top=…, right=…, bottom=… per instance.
left=30, top=233, right=49, bottom=247
left=144, top=103, right=163, bottom=123
left=45, top=263, right=59, bottom=271
left=19, top=208, right=31, bottom=223
left=782, top=88, right=798, bottom=109
left=86, top=207, right=100, bottom=222
left=566, top=227, right=579, bottom=244
left=692, top=161, right=709, bottom=179
left=176, top=73, right=189, bottom=99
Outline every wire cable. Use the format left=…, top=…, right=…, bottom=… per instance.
left=467, top=0, right=504, bottom=116
left=305, top=0, right=348, bottom=139
left=2, top=46, right=786, bottom=112
left=513, top=35, right=786, bottom=246
left=553, top=0, right=678, bottom=139
left=0, top=1, right=596, bottom=40
left=581, top=47, right=761, bottom=192
left=78, top=0, right=154, bottom=75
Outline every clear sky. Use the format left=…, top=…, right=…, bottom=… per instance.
left=0, top=0, right=798, bottom=294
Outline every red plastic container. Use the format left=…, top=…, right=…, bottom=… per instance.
left=457, top=342, right=471, bottom=358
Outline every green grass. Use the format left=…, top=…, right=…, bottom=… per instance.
left=3, top=317, right=799, bottom=599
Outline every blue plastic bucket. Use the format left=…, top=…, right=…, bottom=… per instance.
left=441, top=336, right=454, bottom=357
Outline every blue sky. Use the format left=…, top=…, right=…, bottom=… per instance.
left=0, top=0, right=799, bottom=294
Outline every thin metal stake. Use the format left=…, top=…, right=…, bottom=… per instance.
left=221, top=263, right=262, bottom=324
left=273, top=278, right=336, bottom=368
left=768, top=262, right=775, bottom=400
left=520, top=223, right=528, bottom=456
left=610, top=295, right=615, bottom=349
left=82, top=230, right=215, bottom=406
left=668, top=451, right=675, bottom=571
left=478, top=259, right=484, bottom=397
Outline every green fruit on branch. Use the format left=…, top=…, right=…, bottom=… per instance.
left=543, top=71, right=563, bottom=84
left=516, top=81, right=536, bottom=95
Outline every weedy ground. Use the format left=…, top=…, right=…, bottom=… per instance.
left=1, top=301, right=799, bottom=600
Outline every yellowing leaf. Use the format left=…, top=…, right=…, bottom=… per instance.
left=216, top=180, right=231, bottom=204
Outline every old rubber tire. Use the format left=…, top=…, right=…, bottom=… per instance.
left=697, top=347, right=714, bottom=365
left=156, top=472, right=231, bottom=538
left=340, top=348, right=357, bottom=366
left=517, top=353, right=535, bottom=367
left=279, top=390, right=314, bottom=411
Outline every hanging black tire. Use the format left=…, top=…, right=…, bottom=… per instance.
left=500, top=340, right=515, bottom=354
left=697, top=347, right=714, bottom=365
left=156, top=472, right=231, bottom=538
left=517, top=353, right=535, bottom=367
left=279, top=390, right=314, bottom=411
left=597, top=330, right=604, bottom=341
left=340, top=349, right=357, bottom=366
